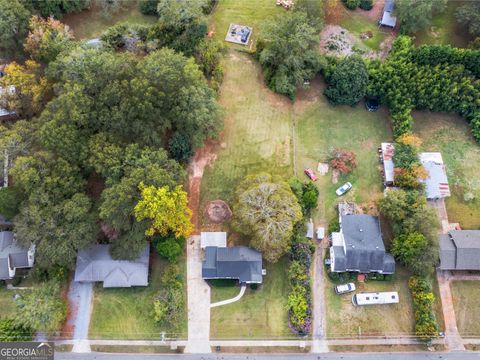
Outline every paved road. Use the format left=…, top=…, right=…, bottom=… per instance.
left=184, top=235, right=211, bottom=354
left=57, top=351, right=480, bottom=360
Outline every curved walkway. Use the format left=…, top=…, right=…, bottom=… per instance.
left=210, top=284, right=246, bottom=308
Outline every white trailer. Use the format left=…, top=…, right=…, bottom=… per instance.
left=352, top=291, right=399, bottom=306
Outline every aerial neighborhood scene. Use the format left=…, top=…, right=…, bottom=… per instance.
left=0, top=0, right=479, bottom=359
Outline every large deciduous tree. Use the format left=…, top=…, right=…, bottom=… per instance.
left=23, top=0, right=90, bottom=19
left=455, top=2, right=480, bottom=37
left=324, top=56, right=368, bottom=106
left=258, top=11, right=322, bottom=100
left=134, top=184, right=193, bottom=239
left=0, top=0, right=30, bottom=58
left=234, top=173, right=303, bottom=263
left=24, top=16, right=74, bottom=63
left=395, top=0, right=447, bottom=34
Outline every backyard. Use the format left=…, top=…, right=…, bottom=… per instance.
left=89, top=253, right=187, bottom=340
left=451, top=281, right=480, bottom=337
left=210, top=258, right=291, bottom=339
left=62, top=0, right=156, bottom=40
left=413, top=111, right=480, bottom=229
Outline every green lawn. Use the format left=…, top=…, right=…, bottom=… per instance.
left=412, top=111, right=480, bottom=229
left=325, top=266, right=415, bottom=337
left=294, top=80, right=391, bottom=225
left=0, top=288, right=16, bottom=318
left=210, top=258, right=291, bottom=339
left=451, top=281, right=480, bottom=336
left=199, top=50, right=293, bottom=217
left=209, top=0, right=283, bottom=45
left=338, top=11, right=389, bottom=51
left=413, top=1, right=472, bottom=48
left=89, top=253, right=187, bottom=340
left=63, top=0, right=157, bottom=40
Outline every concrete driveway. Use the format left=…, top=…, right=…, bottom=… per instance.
left=184, top=235, right=211, bottom=354
left=66, top=280, right=93, bottom=353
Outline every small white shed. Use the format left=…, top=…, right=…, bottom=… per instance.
left=201, top=232, right=227, bottom=249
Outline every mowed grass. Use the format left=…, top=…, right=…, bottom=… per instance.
left=325, top=266, right=415, bottom=337
left=413, top=111, right=480, bottom=229
left=413, top=0, right=472, bottom=47
left=63, top=0, right=157, bottom=40
left=338, top=11, right=389, bottom=51
left=200, top=50, right=293, bottom=210
left=294, top=79, right=391, bottom=224
left=0, top=288, right=16, bottom=318
left=89, top=252, right=187, bottom=339
left=209, top=0, right=283, bottom=45
left=451, top=281, right=480, bottom=336
left=210, top=258, right=291, bottom=339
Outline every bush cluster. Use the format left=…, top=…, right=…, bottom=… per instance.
left=286, top=224, right=314, bottom=335
left=289, top=177, right=320, bottom=216
left=152, top=264, right=185, bottom=327
left=409, top=276, right=438, bottom=341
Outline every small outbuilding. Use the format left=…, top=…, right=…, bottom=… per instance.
left=201, top=232, right=227, bottom=249
left=420, top=152, right=450, bottom=199
left=380, top=142, right=395, bottom=186
left=225, top=24, right=252, bottom=45
left=379, top=0, right=397, bottom=28
left=74, top=244, right=150, bottom=288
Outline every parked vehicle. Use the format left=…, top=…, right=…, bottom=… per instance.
left=304, top=168, right=318, bottom=181
left=352, top=291, right=399, bottom=306
left=335, top=283, right=356, bottom=295
left=335, top=182, right=352, bottom=196
left=316, top=227, right=325, bottom=240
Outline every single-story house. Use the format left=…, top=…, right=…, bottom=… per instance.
left=74, top=244, right=150, bottom=288
left=379, top=0, right=397, bottom=28
left=439, top=230, right=480, bottom=270
left=330, top=213, right=395, bottom=274
left=202, top=246, right=264, bottom=284
left=201, top=232, right=227, bottom=249
left=0, top=231, right=35, bottom=280
left=420, top=152, right=450, bottom=199
left=380, top=142, right=395, bottom=186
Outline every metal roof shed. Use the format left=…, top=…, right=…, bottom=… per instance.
left=201, top=232, right=227, bottom=249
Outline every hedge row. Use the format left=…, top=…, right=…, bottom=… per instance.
left=409, top=276, right=438, bottom=341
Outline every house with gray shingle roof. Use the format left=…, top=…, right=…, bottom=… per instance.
left=439, top=230, right=480, bottom=270
left=0, top=231, right=35, bottom=280
left=202, top=246, right=264, bottom=284
left=74, top=244, right=150, bottom=288
left=330, top=214, right=395, bottom=274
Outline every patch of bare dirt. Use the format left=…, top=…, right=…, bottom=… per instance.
left=187, top=140, right=219, bottom=233
left=355, top=0, right=384, bottom=21
left=294, top=77, right=325, bottom=112
left=332, top=169, right=340, bottom=184
left=205, top=200, right=232, bottom=223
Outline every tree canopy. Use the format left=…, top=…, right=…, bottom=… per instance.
left=0, top=0, right=30, bottom=58
left=395, top=0, right=447, bottom=34
left=258, top=11, right=322, bottom=100
left=234, top=173, right=303, bottom=263
left=455, top=2, right=480, bottom=37
left=324, top=56, right=368, bottom=106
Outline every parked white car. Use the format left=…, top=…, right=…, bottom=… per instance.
left=316, top=227, right=325, bottom=240
left=335, top=182, right=352, bottom=196
left=335, top=282, right=356, bottom=295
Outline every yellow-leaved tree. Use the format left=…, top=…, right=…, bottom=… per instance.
left=134, top=183, right=193, bottom=239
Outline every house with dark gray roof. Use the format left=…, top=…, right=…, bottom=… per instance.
left=330, top=214, right=395, bottom=274
left=202, top=246, right=264, bottom=284
left=74, top=244, right=150, bottom=288
left=439, top=230, right=480, bottom=270
left=0, top=231, right=35, bottom=280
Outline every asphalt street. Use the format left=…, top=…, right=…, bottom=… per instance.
left=56, top=352, right=480, bottom=360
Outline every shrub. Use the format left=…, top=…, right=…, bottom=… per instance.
left=152, top=264, right=185, bottom=326
left=0, top=318, right=34, bottom=341
left=328, top=216, right=340, bottom=233
left=139, top=0, right=158, bottom=15
left=409, top=276, right=438, bottom=341
left=342, top=0, right=361, bottom=10
left=359, top=0, right=374, bottom=11
left=329, top=148, right=358, bottom=174
left=153, top=234, right=184, bottom=262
